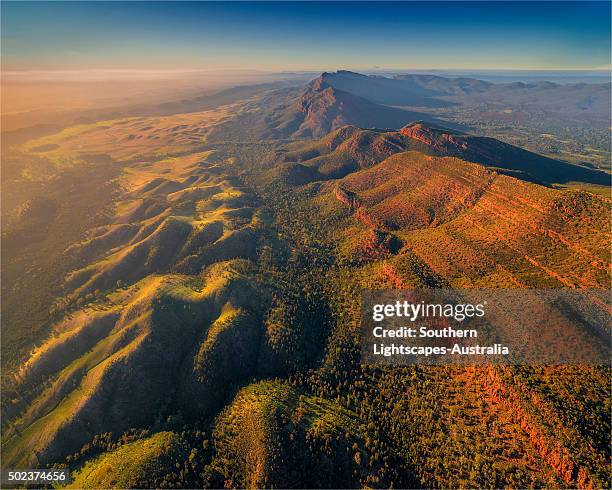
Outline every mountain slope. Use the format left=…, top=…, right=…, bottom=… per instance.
left=3, top=261, right=266, bottom=468
left=266, top=122, right=610, bottom=187
left=319, top=150, right=610, bottom=288
left=2, top=146, right=272, bottom=468
left=208, top=380, right=379, bottom=488
left=271, top=76, right=447, bottom=138
left=268, top=126, right=434, bottom=180
left=399, top=122, right=610, bottom=185
left=256, top=133, right=611, bottom=488
left=68, top=431, right=190, bottom=489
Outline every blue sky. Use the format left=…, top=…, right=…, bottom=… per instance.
left=2, top=1, right=610, bottom=71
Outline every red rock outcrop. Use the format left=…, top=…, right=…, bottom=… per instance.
left=400, top=122, right=469, bottom=154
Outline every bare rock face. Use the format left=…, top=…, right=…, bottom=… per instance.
left=400, top=122, right=469, bottom=154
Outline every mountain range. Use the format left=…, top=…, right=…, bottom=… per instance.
left=1, top=70, right=610, bottom=489
left=317, top=70, right=612, bottom=123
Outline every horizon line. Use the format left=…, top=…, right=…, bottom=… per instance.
left=3, top=67, right=611, bottom=75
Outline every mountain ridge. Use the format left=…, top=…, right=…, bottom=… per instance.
left=269, top=121, right=610, bottom=187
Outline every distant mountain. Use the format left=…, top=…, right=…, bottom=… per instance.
left=211, top=71, right=611, bottom=144
left=316, top=71, right=612, bottom=125
left=268, top=75, right=451, bottom=138
left=392, top=73, right=493, bottom=95
left=315, top=70, right=457, bottom=107
left=453, top=80, right=612, bottom=124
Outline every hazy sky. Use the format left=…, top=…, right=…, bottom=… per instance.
left=2, top=1, right=611, bottom=72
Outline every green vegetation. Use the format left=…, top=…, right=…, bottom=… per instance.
left=208, top=380, right=366, bottom=488
left=69, top=432, right=190, bottom=489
